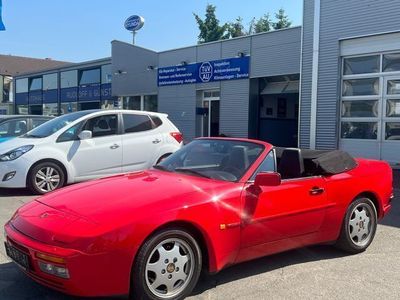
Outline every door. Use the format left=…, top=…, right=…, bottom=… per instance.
left=381, top=76, right=400, bottom=164
left=240, top=177, right=328, bottom=249
left=202, top=100, right=220, bottom=137
left=59, top=114, right=122, bottom=179
left=121, top=113, right=162, bottom=172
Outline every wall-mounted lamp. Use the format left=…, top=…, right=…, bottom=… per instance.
left=237, top=51, right=246, bottom=58
left=180, top=61, right=188, bottom=66
left=114, top=70, right=127, bottom=75
left=147, top=65, right=156, bottom=71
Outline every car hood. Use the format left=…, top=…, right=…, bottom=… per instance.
left=0, top=136, right=44, bottom=153
left=35, top=170, right=236, bottom=225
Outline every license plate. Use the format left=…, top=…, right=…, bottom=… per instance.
left=4, top=242, right=30, bottom=270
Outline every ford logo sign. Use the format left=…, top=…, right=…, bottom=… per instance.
left=124, top=15, right=145, bottom=31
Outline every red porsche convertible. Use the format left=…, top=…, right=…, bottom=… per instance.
left=4, top=138, right=393, bottom=299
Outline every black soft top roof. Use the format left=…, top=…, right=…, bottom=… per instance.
left=275, top=147, right=357, bottom=175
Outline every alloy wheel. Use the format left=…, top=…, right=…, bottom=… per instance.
left=34, top=166, right=61, bottom=193
left=348, top=202, right=375, bottom=247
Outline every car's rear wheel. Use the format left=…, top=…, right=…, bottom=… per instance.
left=28, top=162, right=65, bottom=195
left=335, top=197, right=377, bottom=253
left=131, top=228, right=202, bottom=300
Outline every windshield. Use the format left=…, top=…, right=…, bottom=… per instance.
left=156, top=139, right=265, bottom=182
left=23, top=111, right=93, bottom=138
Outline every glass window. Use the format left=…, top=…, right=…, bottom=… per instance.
left=386, top=99, right=400, bottom=117
left=101, top=100, right=115, bottom=110
left=123, top=114, right=153, bottom=133
left=43, top=73, right=58, bottom=90
left=341, top=122, right=377, bottom=139
left=144, top=95, right=158, bottom=112
left=79, top=68, right=100, bottom=85
left=83, top=114, right=118, bottom=138
left=3, top=76, right=12, bottom=102
left=60, top=102, right=78, bottom=115
left=123, top=96, right=141, bottom=110
left=343, top=56, right=380, bottom=75
left=57, top=122, right=83, bottom=143
left=342, top=78, right=379, bottom=96
left=385, top=122, right=400, bottom=140
left=29, top=77, right=42, bottom=91
left=341, top=100, right=378, bottom=117
left=387, top=80, right=400, bottom=95
left=29, top=105, right=43, bottom=115
left=32, top=117, right=51, bottom=128
left=43, top=103, right=59, bottom=116
left=101, top=64, right=112, bottom=84
left=0, top=119, right=28, bottom=137
left=250, top=150, right=276, bottom=180
left=383, top=53, right=400, bottom=72
left=16, top=78, right=29, bottom=93
left=61, top=70, right=78, bottom=88
left=78, top=101, right=100, bottom=111
left=150, top=116, right=163, bottom=128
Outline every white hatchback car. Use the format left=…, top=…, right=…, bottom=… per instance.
left=0, top=109, right=183, bottom=194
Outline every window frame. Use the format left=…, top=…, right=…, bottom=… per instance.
left=82, top=113, right=120, bottom=138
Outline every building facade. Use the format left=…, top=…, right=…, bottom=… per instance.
left=12, top=0, right=400, bottom=165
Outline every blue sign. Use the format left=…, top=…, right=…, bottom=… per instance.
left=124, top=15, right=144, bottom=31
left=15, top=93, right=28, bottom=105
left=43, top=89, right=58, bottom=103
left=28, top=90, right=42, bottom=104
left=60, top=87, right=78, bottom=103
left=101, top=83, right=112, bottom=99
left=158, top=56, right=250, bottom=86
left=79, top=84, right=101, bottom=102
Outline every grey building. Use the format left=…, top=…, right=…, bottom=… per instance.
left=13, top=0, right=400, bottom=165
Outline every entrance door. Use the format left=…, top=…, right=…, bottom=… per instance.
left=381, top=76, right=400, bottom=164
left=202, top=91, right=220, bottom=137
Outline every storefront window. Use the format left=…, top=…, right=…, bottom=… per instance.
left=43, top=73, right=58, bottom=90
left=341, top=122, right=377, bottom=139
left=16, top=78, right=29, bottom=93
left=16, top=105, right=28, bottom=115
left=29, top=77, right=42, bottom=91
left=123, top=96, right=141, bottom=110
left=341, top=100, right=378, bottom=117
left=385, top=122, right=400, bottom=140
left=43, top=103, right=59, bottom=116
left=60, top=102, right=78, bottom=115
left=383, top=53, right=400, bottom=72
left=2, top=76, right=12, bottom=102
left=61, top=70, right=78, bottom=88
left=342, top=78, right=379, bottom=96
left=79, top=68, right=100, bottom=85
left=386, top=99, right=400, bottom=117
left=101, top=100, right=116, bottom=110
left=343, top=55, right=379, bottom=75
left=101, top=64, right=112, bottom=84
left=144, top=95, right=158, bottom=112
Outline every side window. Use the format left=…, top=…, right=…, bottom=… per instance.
left=150, top=115, right=163, bottom=128
left=57, top=122, right=83, bottom=143
left=0, top=119, right=27, bottom=137
left=123, top=114, right=153, bottom=133
left=84, top=114, right=118, bottom=138
left=250, top=150, right=276, bottom=180
left=32, top=118, right=49, bottom=129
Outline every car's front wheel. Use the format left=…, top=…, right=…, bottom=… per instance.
left=28, top=162, right=65, bottom=195
left=132, top=228, right=202, bottom=300
left=335, top=197, right=377, bottom=253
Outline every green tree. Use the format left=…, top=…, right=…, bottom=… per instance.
left=228, top=17, right=245, bottom=38
left=253, top=13, right=272, bottom=33
left=193, top=4, right=230, bottom=43
left=273, top=8, right=292, bottom=30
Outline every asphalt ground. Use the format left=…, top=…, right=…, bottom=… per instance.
left=0, top=171, right=399, bottom=300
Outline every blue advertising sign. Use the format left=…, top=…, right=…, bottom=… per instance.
left=43, top=89, right=58, bottom=103
left=158, top=56, right=250, bottom=86
left=60, top=87, right=78, bottom=103
left=124, top=15, right=144, bottom=31
left=15, top=93, right=28, bottom=105
left=79, top=84, right=101, bottom=102
left=28, top=90, right=42, bottom=104
left=100, top=83, right=112, bottom=99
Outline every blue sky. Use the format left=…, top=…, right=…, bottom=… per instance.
left=0, top=0, right=302, bottom=62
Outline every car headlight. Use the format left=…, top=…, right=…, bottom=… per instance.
left=0, top=145, right=34, bottom=162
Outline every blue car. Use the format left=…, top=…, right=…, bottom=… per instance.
left=0, top=115, right=52, bottom=143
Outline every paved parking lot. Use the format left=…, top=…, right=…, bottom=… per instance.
left=0, top=172, right=399, bottom=300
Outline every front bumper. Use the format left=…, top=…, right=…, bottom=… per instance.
left=4, top=222, right=132, bottom=297
left=0, top=157, right=31, bottom=188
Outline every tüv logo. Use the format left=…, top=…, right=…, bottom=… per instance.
left=199, top=62, right=213, bottom=82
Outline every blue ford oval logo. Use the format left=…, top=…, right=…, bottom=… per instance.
left=199, top=62, right=213, bottom=83
left=124, top=15, right=145, bottom=31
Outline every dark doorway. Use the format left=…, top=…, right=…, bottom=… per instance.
left=79, top=101, right=100, bottom=111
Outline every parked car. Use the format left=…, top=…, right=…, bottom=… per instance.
left=0, top=115, right=52, bottom=143
left=4, top=138, right=393, bottom=299
left=0, top=109, right=182, bottom=194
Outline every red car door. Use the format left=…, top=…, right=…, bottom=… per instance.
left=239, top=176, right=329, bottom=252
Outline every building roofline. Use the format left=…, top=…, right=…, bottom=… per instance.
left=111, top=40, right=158, bottom=53
left=14, top=57, right=112, bottom=78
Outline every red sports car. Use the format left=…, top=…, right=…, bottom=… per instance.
left=4, top=138, right=393, bottom=299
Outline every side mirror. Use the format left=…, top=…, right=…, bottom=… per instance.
left=254, top=172, right=281, bottom=187
left=78, top=130, right=92, bottom=140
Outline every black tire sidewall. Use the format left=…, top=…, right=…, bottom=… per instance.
left=132, top=228, right=202, bottom=300
left=341, top=197, right=377, bottom=252
left=28, top=162, right=65, bottom=195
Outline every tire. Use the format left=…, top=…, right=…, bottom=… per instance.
left=27, top=162, right=66, bottom=195
left=131, top=228, right=202, bottom=300
left=335, top=197, right=377, bottom=254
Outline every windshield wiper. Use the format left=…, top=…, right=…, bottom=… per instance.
left=173, top=168, right=211, bottom=179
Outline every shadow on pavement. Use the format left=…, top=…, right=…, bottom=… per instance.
left=0, top=188, right=32, bottom=197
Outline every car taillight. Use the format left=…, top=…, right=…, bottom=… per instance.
left=170, top=132, right=183, bottom=144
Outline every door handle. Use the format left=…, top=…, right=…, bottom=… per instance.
left=309, top=187, right=324, bottom=196
left=110, top=144, right=120, bottom=150
left=152, top=139, right=161, bottom=144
